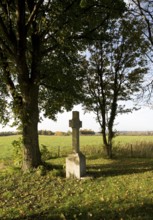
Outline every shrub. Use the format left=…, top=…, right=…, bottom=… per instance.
left=0, top=131, right=17, bottom=136
left=80, top=129, right=95, bottom=135
left=12, top=137, right=23, bottom=167
left=54, top=131, right=68, bottom=136
left=41, top=144, right=52, bottom=161
left=39, top=130, right=54, bottom=135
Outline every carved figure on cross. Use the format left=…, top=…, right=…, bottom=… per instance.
left=69, top=111, right=82, bottom=153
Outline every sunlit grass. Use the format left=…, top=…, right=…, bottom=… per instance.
left=1, top=157, right=153, bottom=219
left=0, top=135, right=20, bottom=160
left=1, top=135, right=153, bottom=219
left=1, top=135, right=153, bottom=161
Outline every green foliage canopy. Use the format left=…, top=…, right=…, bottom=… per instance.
left=0, top=0, right=126, bottom=168
left=0, top=0, right=126, bottom=124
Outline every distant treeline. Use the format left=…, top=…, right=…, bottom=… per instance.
left=80, top=129, right=95, bottom=135
left=0, top=129, right=96, bottom=136
left=0, top=130, right=153, bottom=137
left=0, top=131, right=20, bottom=136
left=39, top=129, right=96, bottom=136
left=119, top=131, right=153, bottom=136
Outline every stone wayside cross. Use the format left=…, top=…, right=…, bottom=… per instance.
left=66, top=111, right=86, bottom=178
left=69, top=111, right=82, bottom=153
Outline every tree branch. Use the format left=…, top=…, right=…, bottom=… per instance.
left=26, top=0, right=44, bottom=32
left=0, top=2, right=17, bottom=51
left=0, top=48, right=16, bottom=98
left=0, top=37, right=14, bottom=56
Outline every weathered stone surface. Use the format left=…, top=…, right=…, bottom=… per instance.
left=66, top=111, right=86, bottom=179
left=69, top=111, right=82, bottom=153
left=66, top=152, right=86, bottom=178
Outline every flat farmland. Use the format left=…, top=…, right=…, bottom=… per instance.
left=1, top=135, right=153, bottom=160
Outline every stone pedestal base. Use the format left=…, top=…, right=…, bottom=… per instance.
left=66, top=152, right=86, bottom=179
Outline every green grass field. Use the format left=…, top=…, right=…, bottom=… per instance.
left=1, top=135, right=153, bottom=160
left=1, top=135, right=153, bottom=219
left=0, top=135, right=103, bottom=160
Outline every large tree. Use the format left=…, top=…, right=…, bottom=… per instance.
left=0, top=0, right=125, bottom=170
left=82, top=14, right=148, bottom=158
left=129, top=0, right=153, bottom=99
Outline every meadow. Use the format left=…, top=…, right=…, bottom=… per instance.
left=1, top=135, right=153, bottom=160
left=1, top=135, right=153, bottom=219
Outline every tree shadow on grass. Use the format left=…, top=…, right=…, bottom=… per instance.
left=87, top=158, right=153, bottom=178
left=44, top=157, right=153, bottom=178
left=44, top=162, right=63, bottom=170
left=10, top=202, right=153, bottom=220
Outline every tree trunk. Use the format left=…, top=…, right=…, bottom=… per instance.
left=102, top=132, right=108, bottom=156
left=106, top=144, right=113, bottom=159
left=107, top=130, right=113, bottom=158
left=102, top=130, right=113, bottom=159
left=21, top=84, right=42, bottom=171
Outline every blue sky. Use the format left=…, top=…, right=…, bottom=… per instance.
left=0, top=104, right=153, bottom=132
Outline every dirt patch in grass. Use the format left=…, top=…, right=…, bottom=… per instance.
left=0, top=161, right=8, bottom=176
left=0, top=162, right=5, bottom=170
